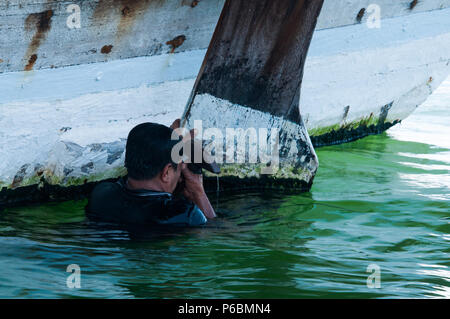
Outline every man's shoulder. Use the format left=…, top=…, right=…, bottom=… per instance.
left=86, top=179, right=207, bottom=226
left=86, top=180, right=127, bottom=222
left=91, top=180, right=122, bottom=197
left=88, top=181, right=125, bottom=210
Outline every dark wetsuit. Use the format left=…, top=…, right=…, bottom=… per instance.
left=86, top=178, right=207, bottom=227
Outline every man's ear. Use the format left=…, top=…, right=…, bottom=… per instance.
left=160, top=163, right=172, bottom=183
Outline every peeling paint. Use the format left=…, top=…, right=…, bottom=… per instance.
left=342, top=105, right=350, bottom=122
left=379, top=101, right=394, bottom=123
left=11, top=164, right=30, bottom=189
left=184, top=93, right=319, bottom=184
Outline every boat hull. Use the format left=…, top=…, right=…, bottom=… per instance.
left=1, top=0, right=449, bottom=201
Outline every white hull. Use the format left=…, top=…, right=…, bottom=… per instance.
left=0, top=1, right=449, bottom=191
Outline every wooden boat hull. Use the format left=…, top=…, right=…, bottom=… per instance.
left=0, top=0, right=449, bottom=204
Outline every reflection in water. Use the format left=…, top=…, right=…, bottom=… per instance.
left=0, top=80, right=449, bottom=298
left=389, top=80, right=450, bottom=203
left=417, top=264, right=450, bottom=298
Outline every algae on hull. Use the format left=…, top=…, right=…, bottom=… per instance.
left=308, top=111, right=401, bottom=148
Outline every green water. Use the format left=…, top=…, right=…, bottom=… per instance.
left=0, top=83, right=449, bottom=299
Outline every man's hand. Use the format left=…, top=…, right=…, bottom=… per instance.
left=181, top=163, right=216, bottom=219
left=171, top=119, right=216, bottom=219
left=170, top=119, right=182, bottom=130
left=180, top=163, right=204, bottom=199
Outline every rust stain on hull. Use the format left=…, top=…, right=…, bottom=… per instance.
left=23, top=9, right=54, bottom=71
left=25, top=54, right=38, bottom=71
left=93, top=0, right=164, bottom=42
left=181, top=0, right=200, bottom=7
left=101, top=44, right=114, bottom=54
left=166, top=35, right=186, bottom=53
left=356, top=8, right=365, bottom=23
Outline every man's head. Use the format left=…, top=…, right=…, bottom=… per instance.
left=125, top=122, right=181, bottom=193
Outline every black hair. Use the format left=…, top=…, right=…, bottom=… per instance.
left=125, top=122, right=180, bottom=180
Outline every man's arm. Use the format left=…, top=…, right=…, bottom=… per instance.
left=180, top=163, right=216, bottom=219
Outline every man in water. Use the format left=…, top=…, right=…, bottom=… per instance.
left=85, top=120, right=216, bottom=226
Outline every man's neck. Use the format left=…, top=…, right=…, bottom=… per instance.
left=126, top=177, right=166, bottom=193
